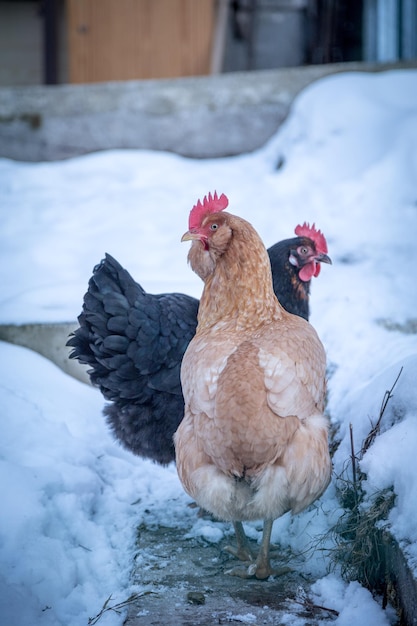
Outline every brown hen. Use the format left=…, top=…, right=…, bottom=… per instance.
left=174, top=192, right=331, bottom=579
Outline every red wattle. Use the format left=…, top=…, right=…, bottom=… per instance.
left=299, top=262, right=316, bottom=282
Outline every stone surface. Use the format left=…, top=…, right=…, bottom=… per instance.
left=385, top=536, right=417, bottom=626
left=1, top=62, right=416, bottom=162
left=123, top=517, right=337, bottom=626
left=0, top=322, right=90, bottom=384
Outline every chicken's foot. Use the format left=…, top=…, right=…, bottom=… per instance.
left=225, top=519, right=292, bottom=580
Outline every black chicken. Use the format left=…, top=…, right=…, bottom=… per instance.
left=67, top=224, right=331, bottom=464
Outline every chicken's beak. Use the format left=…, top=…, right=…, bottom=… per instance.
left=316, top=252, right=332, bottom=265
left=181, top=230, right=200, bottom=243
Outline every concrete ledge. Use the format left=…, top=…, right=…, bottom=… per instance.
left=0, top=323, right=90, bottom=385
left=1, top=61, right=416, bottom=162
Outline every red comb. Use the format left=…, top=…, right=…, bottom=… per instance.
left=189, top=192, right=229, bottom=230
left=295, top=222, right=328, bottom=254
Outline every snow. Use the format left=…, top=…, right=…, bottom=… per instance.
left=311, top=575, right=395, bottom=626
left=1, top=68, right=417, bottom=625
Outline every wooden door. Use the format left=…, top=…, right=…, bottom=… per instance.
left=67, top=0, right=215, bottom=83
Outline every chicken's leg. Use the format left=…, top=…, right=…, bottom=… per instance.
left=248, top=518, right=275, bottom=579
left=224, top=521, right=255, bottom=561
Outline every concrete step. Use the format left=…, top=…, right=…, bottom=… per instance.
left=0, top=322, right=90, bottom=385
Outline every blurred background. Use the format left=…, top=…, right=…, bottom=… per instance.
left=1, top=0, right=416, bottom=86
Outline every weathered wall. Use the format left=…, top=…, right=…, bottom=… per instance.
left=0, top=2, right=44, bottom=86
left=1, top=61, right=416, bottom=162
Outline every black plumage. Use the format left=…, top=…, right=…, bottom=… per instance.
left=67, top=234, right=330, bottom=464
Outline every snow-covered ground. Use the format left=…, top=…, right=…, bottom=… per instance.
left=1, top=68, right=417, bottom=625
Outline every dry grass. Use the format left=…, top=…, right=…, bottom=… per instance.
left=330, top=484, right=395, bottom=590
left=326, top=368, right=403, bottom=593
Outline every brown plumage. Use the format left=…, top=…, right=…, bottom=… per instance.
left=174, top=193, right=331, bottom=579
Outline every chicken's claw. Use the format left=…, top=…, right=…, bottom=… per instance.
left=223, top=543, right=255, bottom=562
left=225, top=563, right=291, bottom=580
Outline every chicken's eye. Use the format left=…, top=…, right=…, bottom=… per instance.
left=299, top=246, right=309, bottom=255
left=210, top=223, right=218, bottom=231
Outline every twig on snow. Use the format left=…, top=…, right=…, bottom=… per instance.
left=88, top=591, right=156, bottom=625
